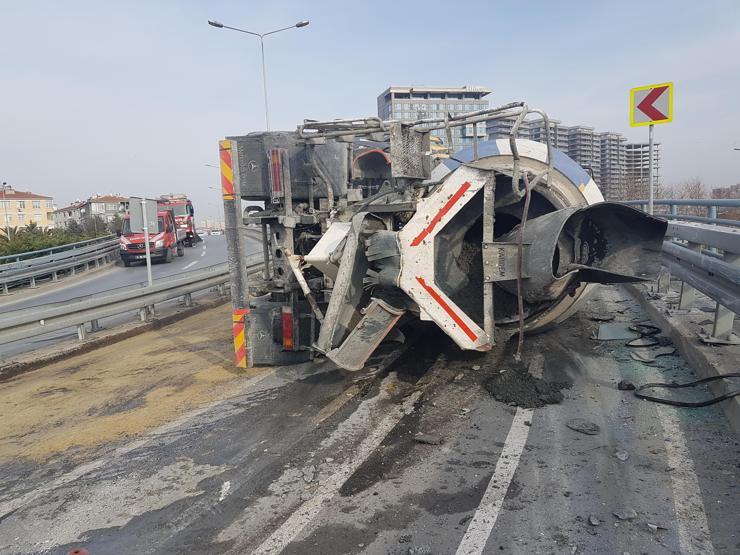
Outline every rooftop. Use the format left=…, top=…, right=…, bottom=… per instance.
left=379, top=85, right=492, bottom=98
left=0, top=186, right=52, bottom=200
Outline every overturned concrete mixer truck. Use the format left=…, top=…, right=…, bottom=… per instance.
left=217, top=102, right=667, bottom=370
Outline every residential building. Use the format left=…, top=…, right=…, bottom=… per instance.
left=598, top=132, right=627, bottom=201
left=53, top=195, right=129, bottom=228
left=625, top=143, right=661, bottom=197
left=377, top=86, right=491, bottom=153
left=53, top=200, right=85, bottom=229
left=0, top=185, right=54, bottom=229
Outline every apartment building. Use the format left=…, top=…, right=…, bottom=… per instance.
left=377, top=86, right=491, bottom=153
left=53, top=195, right=128, bottom=228
left=625, top=143, right=661, bottom=194
left=0, top=185, right=54, bottom=229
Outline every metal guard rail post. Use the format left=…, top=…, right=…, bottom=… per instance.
left=627, top=198, right=739, bottom=344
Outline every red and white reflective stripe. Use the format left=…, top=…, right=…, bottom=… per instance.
left=281, top=305, right=294, bottom=350
left=410, top=181, right=471, bottom=246
left=415, top=276, right=478, bottom=342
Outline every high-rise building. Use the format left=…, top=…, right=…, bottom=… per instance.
left=0, top=185, right=54, bottom=229
left=599, top=132, right=627, bottom=200
left=488, top=115, right=659, bottom=201
left=625, top=143, right=661, bottom=197
left=377, top=86, right=491, bottom=153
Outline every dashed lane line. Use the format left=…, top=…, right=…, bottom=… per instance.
left=183, top=260, right=198, bottom=270
left=454, top=407, right=533, bottom=555
left=454, top=353, right=543, bottom=555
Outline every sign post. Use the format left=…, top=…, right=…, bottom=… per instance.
left=129, top=196, right=158, bottom=288
left=630, top=82, right=673, bottom=214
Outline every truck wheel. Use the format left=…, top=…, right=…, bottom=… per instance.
left=185, top=238, right=192, bottom=247
left=176, top=242, right=184, bottom=257
left=165, top=247, right=173, bottom=263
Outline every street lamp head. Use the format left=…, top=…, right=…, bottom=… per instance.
left=295, top=20, right=310, bottom=28
left=207, top=20, right=224, bottom=28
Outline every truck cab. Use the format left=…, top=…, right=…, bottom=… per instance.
left=157, top=194, right=199, bottom=246
left=119, top=210, right=185, bottom=266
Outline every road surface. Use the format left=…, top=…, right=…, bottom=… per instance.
left=0, top=285, right=737, bottom=554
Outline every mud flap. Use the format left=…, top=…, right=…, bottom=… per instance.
left=326, top=298, right=405, bottom=371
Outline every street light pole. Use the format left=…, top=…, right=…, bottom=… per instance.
left=207, top=19, right=309, bottom=130
left=205, top=164, right=225, bottom=230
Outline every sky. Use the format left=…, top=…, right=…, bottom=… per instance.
left=1, top=0, right=739, bottom=221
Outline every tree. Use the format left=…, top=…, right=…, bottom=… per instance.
left=66, top=220, right=84, bottom=235
left=107, top=214, right=123, bottom=235
left=81, top=215, right=106, bottom=236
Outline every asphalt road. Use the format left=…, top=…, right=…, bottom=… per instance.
left=0, top=285, right=738, bottom=554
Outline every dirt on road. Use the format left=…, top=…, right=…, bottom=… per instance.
left=0, top=304, right=258, bottom=463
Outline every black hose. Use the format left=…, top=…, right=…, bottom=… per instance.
left=635, top=373, right=740, bottom=407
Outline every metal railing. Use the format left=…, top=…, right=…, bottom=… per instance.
left=0, top=257, right=262, bottom=347
left=0, top=234, right=116, bottom=264
left=0, top=237, right=119, bottom=294
left=627, top=199, right=740, bottom=344
left=622, top=198, right=740, bottom=227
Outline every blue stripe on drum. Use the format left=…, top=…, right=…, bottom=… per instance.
left=443, top=140, right=591, bottom=188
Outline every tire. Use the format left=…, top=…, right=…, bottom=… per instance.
left=123, top=258, right=131, bottom=267
left=165, top=247, right=173, bottom=263
left=176, top=242, right=184, bottom=257
left=185, top=238, right=192, bottom=247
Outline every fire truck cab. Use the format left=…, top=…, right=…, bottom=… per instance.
left=157, top=194, right=199, bottom=247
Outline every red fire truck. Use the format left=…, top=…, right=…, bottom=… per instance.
left=157, top=194, right=200, bottom=246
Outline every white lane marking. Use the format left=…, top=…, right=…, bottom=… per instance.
left=183, top=261, right=198, bottom=270
left=455, top=354, right=541, bottom=555
left=0, top=371, right=275, bottom=520
left=251, top=389, right=422, bottom=555
left=200, top=251, right=206, bottom=257
left=219, top=481, right=231, bottom=502
left=455, top=407, right=533, bottom=555
left=655, top=404, right=715, bottom=554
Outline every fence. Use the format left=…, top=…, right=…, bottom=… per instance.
left=626, top=199, right=740, bottom=345
left=0, top=257, right=263, bottom=347
left=0, top=236, right=119, bottom=294
left=622, top=198, right=740, bottom=227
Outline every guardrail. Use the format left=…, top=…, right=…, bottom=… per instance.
left=0, top=257, right=263, bottom=347
left=622, top=198, right=740, bottom=227
left=627, top=199, right=740, bottom=345
left=0, top=234, right=117, bottom=263
left=0, top=238, right=119, bottom=294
